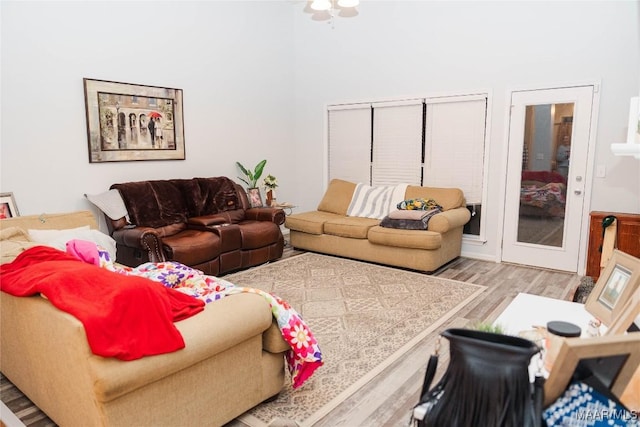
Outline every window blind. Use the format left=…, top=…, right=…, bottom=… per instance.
left=328, top=104, right=372, bottom=184
left=423, top=96, right=487, bottom=204
left=371, top=100, right=423, bottom=186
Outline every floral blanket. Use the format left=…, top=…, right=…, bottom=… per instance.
left=67, top=239, right=322, bottom=388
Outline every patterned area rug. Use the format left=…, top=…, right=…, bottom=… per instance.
left=226, top=253, right=486, bottom=427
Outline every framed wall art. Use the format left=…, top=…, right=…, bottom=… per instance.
left=83, top=78, right=185, bottom=163
left=585, top=249, right=640, bottom=327
left=0, top=192, right=19, bottom=219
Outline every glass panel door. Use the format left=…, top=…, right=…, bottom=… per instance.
left=503, top=86, right=595, bottom=272
left=517, top=103, right=574, bottom=247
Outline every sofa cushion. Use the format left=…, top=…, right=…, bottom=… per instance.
left=161, top=229, right=221, bottom=265
left=285, top=211, right=343, bottom=235
left=368, top=226, right=442, bottom=250
left=317, top=179, right=357, bottom=215
left=111, top=181, right=188, bottom=228
left=404, top=186, right=465, bottom=211
left=324, top=217, right=380, bottom=239
left=238, top=221, right=281, bottom=249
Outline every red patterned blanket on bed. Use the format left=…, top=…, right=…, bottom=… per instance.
left=0, top=246, right=205, bottom=360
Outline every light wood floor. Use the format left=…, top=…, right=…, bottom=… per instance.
left=1, top=249, right=582, bottom=427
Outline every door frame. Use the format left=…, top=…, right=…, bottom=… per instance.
left=497, top=80, right=601, bottom=275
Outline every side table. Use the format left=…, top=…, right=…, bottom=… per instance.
left=271, top=202, right=296, bottom=216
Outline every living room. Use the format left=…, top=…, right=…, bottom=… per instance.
left=2, top=0, right=638, bottom=269
left=1, top=1, right=639, bottom=426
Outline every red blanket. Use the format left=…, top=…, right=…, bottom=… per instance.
left=0, top=246, right=205, bottom=360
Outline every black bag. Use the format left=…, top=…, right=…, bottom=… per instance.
left=411, top=328, right=544, bottom=427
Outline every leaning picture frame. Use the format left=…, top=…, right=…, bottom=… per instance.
left=247, top=188, right=263, bottom=208
left=83, top=78, right=185, bottom=163
left=606, top=285, right=640, bottom=335
left=0, top=192, right=20, bottom=219
left=544, top=333, right=640, bottom=406
left=585, top=250, right=640, bottom=327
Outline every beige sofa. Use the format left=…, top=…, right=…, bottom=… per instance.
left=285, top=179, right=471, bottom=272
left=0, top=211, right=288, bottom=426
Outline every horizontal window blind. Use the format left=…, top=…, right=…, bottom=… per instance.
left=423, top=97, right=487, bottom=204
left=327, top=94, right=488, bottom=216
left=371, top=101, right=423, bottom=186
left=328, top=104, right=372, bottom=184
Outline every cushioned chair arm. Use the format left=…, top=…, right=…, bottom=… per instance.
left=427, top=207, right=472, bottom=233
left=111, top=227, right=166, bottom=263
left=245, top=208, right=286, bottom=226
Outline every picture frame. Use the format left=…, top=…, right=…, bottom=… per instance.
left=247, top=188, right=263, bottom=208
left=585, top=250, right=640, bottom=326
left=544, top=333, right=640, bottom=406
left=606, top=285, right=640, bottom=335
left=0, top=192, right=19, bottom=219
left=83, top=78, right=185, bottom=163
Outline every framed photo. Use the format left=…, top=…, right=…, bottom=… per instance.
left=83, top=78, right=185, bottom=163
left=606, top=285, right=640, bottom=335
left=544, top=333, right=640, bottom=406
left=247, top=188, right=263, bottom=208
left=585, top=250, right=640, bottom=326
left=0, top=192, right=19, bottom=219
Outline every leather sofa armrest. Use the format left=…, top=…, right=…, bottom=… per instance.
left=427, top=207, right=472, bottom=233
left=245, top=208, right=285, bottom=226
left=111, top=227, right=166, bottom=263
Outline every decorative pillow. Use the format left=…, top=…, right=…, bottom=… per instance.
left=397, top=198, right=442, bottom=211
left=85, top=189, right=129, bottom=221
left=28, top=226, right=90, bottom=241
left=28, top=227, right=116, bottom=260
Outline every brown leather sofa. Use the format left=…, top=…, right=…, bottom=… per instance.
left=106, top=177, right=285, bottom=275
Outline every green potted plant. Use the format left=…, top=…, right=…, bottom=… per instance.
left=236, top=160, right=267, bottom=189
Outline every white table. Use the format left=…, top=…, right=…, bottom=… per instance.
left=494, top=293, right=600, bottom=338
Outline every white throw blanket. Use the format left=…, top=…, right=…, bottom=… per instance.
left=347, top=183, right=408, bottom=219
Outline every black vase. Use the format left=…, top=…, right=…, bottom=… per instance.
left=419, top=328, right=542, bottom=427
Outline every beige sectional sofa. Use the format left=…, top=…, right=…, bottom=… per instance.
left=0, top=211, right=288, bottom=426
left=285, top=179, right=471, bottom=273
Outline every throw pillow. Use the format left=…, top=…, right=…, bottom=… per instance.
left=28, top=227, right=117, bottom=260
left=397, top=198, right=442, bottom=211
left=85, top=189, right=129, bottom=221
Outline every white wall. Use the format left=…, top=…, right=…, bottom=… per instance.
left=291, top=0, right=640, bottom=262
left=0, top=1, right=295, bottom=220
left=2, top=0, right=639, bottom=265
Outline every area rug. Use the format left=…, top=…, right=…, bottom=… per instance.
left=225, top=253, right=486, bottom=427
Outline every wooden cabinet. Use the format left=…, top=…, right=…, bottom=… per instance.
left=586, top=211, right=640, bottom=279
